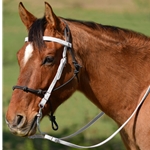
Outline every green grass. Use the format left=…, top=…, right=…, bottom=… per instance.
left=3, top=0, right=150, bottom=150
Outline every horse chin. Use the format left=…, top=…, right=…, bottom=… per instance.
left=11, top=127, right=37, bottom=137
left=6, top=116, right=37, bottom=137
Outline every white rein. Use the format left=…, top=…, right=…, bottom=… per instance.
left=30, top=85, right=150, bottom=149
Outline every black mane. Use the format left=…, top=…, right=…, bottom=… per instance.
left=65, top=18, right=149, bottom=41
left=65, top=18, right=122, bottom=31
left=64, top=18, right=100, bottom=30
left=28, top=16, right=149, bottom=50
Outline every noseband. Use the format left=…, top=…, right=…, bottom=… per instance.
left=13, top=23, right=81, bottom=130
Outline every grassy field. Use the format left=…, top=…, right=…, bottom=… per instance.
left=3, top=0, right=150, bottom=150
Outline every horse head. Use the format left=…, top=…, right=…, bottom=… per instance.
left=6, top=2, right=80, bottom=136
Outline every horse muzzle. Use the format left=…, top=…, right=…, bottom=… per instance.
left=5, top=115, right=37, bottom=137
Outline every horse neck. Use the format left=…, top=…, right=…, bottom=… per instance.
left=67, top=20, right=150, bottom=125
left=68, top=22, right=105, bottom=103
left=68, top=21, right=113, bottom=111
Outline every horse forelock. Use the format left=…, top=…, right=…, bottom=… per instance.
left=28, top=17, right=47, bottom=50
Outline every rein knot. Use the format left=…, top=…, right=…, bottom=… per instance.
left=23, top=86, right=28, bottom=92
left=37, top=89, right=43, bottom=95
left=49, top=114, right=59, bottom=131
left=73, top=62, right=82, bottom=82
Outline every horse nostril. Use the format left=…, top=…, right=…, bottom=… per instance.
left=14, top=114, right=26, bottom=128
left=16, top=115, right=23, bottom=124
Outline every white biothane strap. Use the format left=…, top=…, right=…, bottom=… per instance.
left=30, top=86, right=150, bottom=149
left=25, top=36, right=72, bottom=48
left=39, top=56, right=67, bottom=108
left=39, top=44, right=68, bottom=108
left=25, top=35, right=71, bottom=108
left=60, top=112, right=105, bottom=140
left=30, top=111, right=104, bottom=139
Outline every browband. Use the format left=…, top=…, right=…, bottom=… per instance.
left=25, top=36, right=72, bottom=48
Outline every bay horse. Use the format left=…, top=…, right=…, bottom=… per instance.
left=6, top=2, right=150, bottom=150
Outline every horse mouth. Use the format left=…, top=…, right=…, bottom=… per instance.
left=6, top=116, right=38, bottom=137
left=26, top=116, right=37, bottom=136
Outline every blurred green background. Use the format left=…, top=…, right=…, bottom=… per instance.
left=3, top=0, right=150, bottom=150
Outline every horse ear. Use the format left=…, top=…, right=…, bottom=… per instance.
left=44, top=2, right=60, bottom=28
left=18, top=2, right=37, bottom=29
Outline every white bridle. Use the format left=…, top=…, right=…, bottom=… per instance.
left=25, top=27, right=150, bottom=149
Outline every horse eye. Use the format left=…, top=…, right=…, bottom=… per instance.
left=42, top=56, right=54, bottom=65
